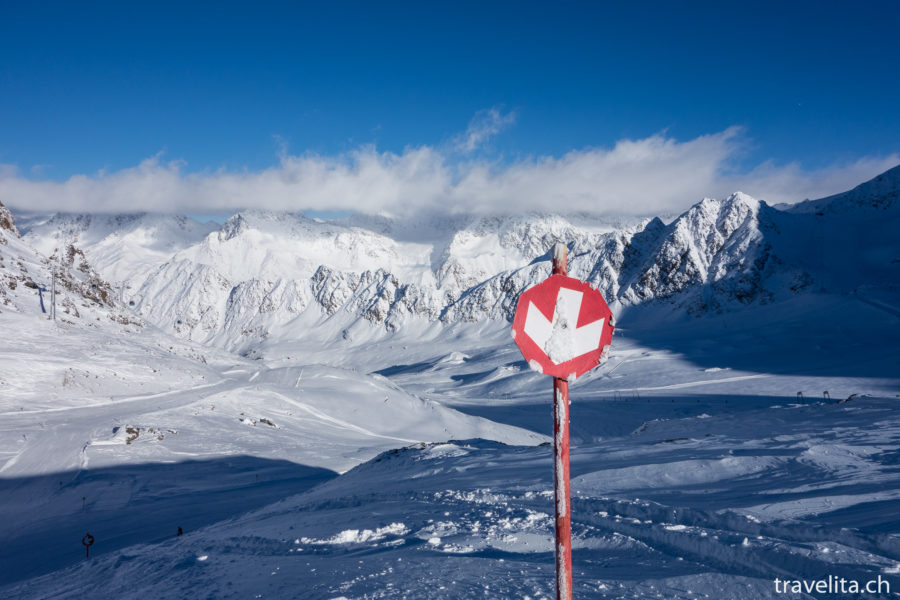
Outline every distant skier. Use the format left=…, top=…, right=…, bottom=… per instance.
left=177, top=526, right=183, bottom=536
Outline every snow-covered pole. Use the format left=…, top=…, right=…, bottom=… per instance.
left=551, top=241, right=573, bottom=600
left=514, top=242, right=613, bottom=597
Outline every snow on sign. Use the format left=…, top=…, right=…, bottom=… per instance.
left=512, top=273, right=614, bottom=380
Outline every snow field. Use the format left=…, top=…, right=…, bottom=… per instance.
left=2, top=170, right=899, bottom=598
left=10, top=387, right=900, bottom=599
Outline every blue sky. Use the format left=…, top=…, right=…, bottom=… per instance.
left=1, top=1, right=898, bottom=216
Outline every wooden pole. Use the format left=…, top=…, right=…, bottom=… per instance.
left=551, top=242, right=573, bottom=600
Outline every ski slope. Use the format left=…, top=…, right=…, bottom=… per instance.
left=1, top=287, right=898, bottom=599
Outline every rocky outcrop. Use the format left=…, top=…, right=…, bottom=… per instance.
left=0, top=200, right=20, bottom=239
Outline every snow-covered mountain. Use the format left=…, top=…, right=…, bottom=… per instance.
left=788, top=162, right=900, bottom=214
left=17, top=165, right=900, bottom=352
left=17, top=211, right=218, bottom=286
left=0, top=200, right=127, bottom=324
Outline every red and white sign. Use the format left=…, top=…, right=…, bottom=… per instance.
left=510, top=245, right=613, bottom=600
left=512, top=274, right=614, bottom=380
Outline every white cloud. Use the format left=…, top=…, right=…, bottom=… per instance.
left=721, top=157, right=900, bottom=205
left=453, top=107, right=517, bottom=153
left=0, top=125, right=896, bottom=218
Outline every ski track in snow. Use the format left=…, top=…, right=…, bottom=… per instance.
left=854, top=293, right=900, bottom=320
left=278, top=395, right=420, bottom=445
left=0, top=380, right=233, bottom=476
left=0, top=379, right=231, bottom=417
left=596, top=373, right=770, bottom=393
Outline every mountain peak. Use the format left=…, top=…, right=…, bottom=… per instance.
left=724, top=191, right=757, bottom=206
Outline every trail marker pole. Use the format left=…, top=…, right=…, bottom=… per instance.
left=82, top=533, right=94, bottom=559
left=511, top=242, right=616, bottom=600
left=551, top=244, right=572, bottom=600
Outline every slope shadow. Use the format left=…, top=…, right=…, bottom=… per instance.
left=373, top=361, right=434, bottom=377
left=617, top=292, right=900, bottom=379
left=0, top=455, right=336, bottom=586
left=451, top=393, right=840, bottom=440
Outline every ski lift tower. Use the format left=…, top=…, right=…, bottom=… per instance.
left=50, top=269, right=56, bottom=320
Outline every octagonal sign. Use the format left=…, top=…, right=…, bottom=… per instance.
left=512, top=274, right=614, bottom=380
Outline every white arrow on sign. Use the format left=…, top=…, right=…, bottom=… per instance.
left=523, top=287, right=605, bottom=364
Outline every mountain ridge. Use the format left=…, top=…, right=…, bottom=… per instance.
left=10, top=165, right=900, bottom=350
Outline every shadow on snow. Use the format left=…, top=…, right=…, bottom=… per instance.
left=0, top=455, right=337, bottom=586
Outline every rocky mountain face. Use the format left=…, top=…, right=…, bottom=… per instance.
left=0, top=201, right=19, bottom=238
left=0, top=200, right=129, bottom=323
left=12, top=166, right=900, bottom=349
